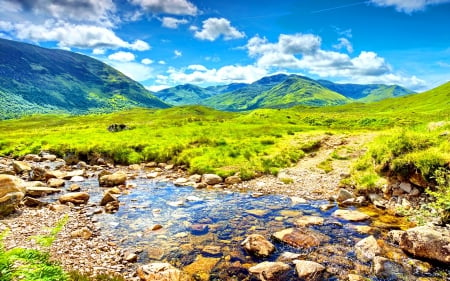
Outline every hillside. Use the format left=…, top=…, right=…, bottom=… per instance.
left=317, top=80, right=414, bottom=102
left=0, top=38, right=168, bottom=119
left=154, top=84, right=215, bottom=106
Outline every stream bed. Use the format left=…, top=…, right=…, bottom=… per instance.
left=70, top=177, right=448, bottom=280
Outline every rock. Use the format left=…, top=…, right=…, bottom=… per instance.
left=387, top=230, right=405, bottom=245
left=194, top=182, right=207, bottom=189
left=125, top=252, right=138, bottom=263
left=108, top=123, right=128, bottom=132
left=245, top=209, right=269, bottom=217
left=336, top=188, right=354, bottom=202
left=372, top=256, right=407, bottom=279
left=202, top=245, right=221, bottom=256
left=183, top=255, right=219, bottom=281
left=151, top=224, right=163, bottom=231
left=202, top=174, right=222, bottom=185
left=355, top=235, right=381, bottom=262
left=69, top=184, right=81, bottom=192
left=41, top=153, right=57, bottom=161
left=409, top=172, right=428, bottom=188
left=368, top=193, right=387, bottom=209
left=399, top=182, right=412, bottom=193
left=189, top=224, right=209, bottom=235
left=277, top=252, right=302, bottom=262
left=22, top=196, right=46, bottom=207
left=174, top=178, right=188, bottom=186
left=241, top=234, right=275, bottom=257
left=99, top=171, right=127, bottom=187
left=293, top=260, right=325, bottom=281
left=107, top=187, right=122, bottom=194
left=63, top=153, right=79, bottom=165
left=410, top=187, right=421, bottom=196
left=105, top=201, right=119, bottom=213
left=48, top=204, right=70, bottom=212
left=225, top=175, right=242, bottom=185
left=70, top=175, right=85, bottom=182
left=100, top=191, right=118, bottom=206
left=332, top=209, right=370, bottom=221
left=249, top=261, right=290, bottom=281
left=147, top=172, right=159, bottom=179
left=12, top=161, right=32, bottom=174
left=294, top=216, right=324, bottom=227
left=272, top=227, right=329, bottom=249
left=0, top=175, right=26, bottom=216
left=290, top=196, right=307, bottom=205
left=129, top=164, right=141, bottom=170
left=24, top=154, right=41, bottom=162
left=48, top=178, right=65, bottom=188
left=137, top=262, right=191, bottom=281
left=71, top=227, right=93, bottom=239
left=26, top=186, right=61, bottom=197
left=348, top=274, right=367, bottom=281
left=59, top=192, right=90, bottom=205
left=29, top=167, right=48, bottom=181
left=188, top=174, right=202, bottom=183
left=399, top=226, right=450, bottom=264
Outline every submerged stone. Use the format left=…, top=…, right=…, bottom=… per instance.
left=249, top=261, right=291, bottom=281
left=272, top=227, right=330, bottom=249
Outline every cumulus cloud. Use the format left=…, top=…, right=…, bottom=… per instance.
left=146, top=85, right=171, bottom=92
left=130, top=0, right=198, bottom=15
left=333, top=38, right=353, bottom=53
left=174, top=50, right=182, bottom=57
left=6, top=20, right=150, bottom=51
left=188, top=64, right=208, bottom=71
left=141, top=58, right=154, bottom=65
left=158, top=60, right=166, bottom=64
left=108, top=51, right=136, bottom=62
left=107, top=61, right=153, bottom=81
left=0, top=0, right=117, bottom=26
left=194, top=18, right=245, bottom=41
left=161, top=17, right=188, bottom=29
left=370, top=0, right=450, bottom=13
left=92, top=48, right=106, bottom=55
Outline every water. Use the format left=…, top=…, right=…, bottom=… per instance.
left=62, top=177, right=448, bottom=280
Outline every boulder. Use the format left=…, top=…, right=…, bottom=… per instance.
left=294, top=216, right=324, bottom=227
left=332, top=209, right=370, bottom=222
left=202, top=174, right=222, bottom=185
left=59, top=192, right=90, bottom=205
left=355, top=235, right=381, bottom=262
left=41, top=153, right=57, bottom=161
left=372, top=256, right=407, bottom=279
left=399, top=226, right=450, bottom=264
left=22, top=196, right=46, bottom=207
left=387, top=230, right=404, bottom=245
left=99, top=171, right=127, bottom=187
left=0, top=175, right=26, bottom=216
left=137, top=262, right=191, bottom=281
left=12, top=161, right=32, bottom=174
left=249, top=261, right=290, bottom=281
left=100, top=191, right=119, bottom=206
left=188, top=174, right=202, bottom=183
left=225, top=175, right=242, bottom=185
left=399, top=182, right=412, bottom=193
left=26, top=186, right=61, bottom=197
left=241, top=234, right=275, bottom=257
left=336, top=188, right=354, bottom=202
left=48, top=178, right=65, bottom=188
left=272, top=227, right=329, bottom=249
left=293, top=260, right=325, bottom=281
left=29, top=166, right=47, bottom=181
left=174, top=178, right=188, bottom=186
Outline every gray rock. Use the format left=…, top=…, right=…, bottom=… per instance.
left=337, top=188, right=354, bottom=202
left=137, top=262, right=191, bottom=281
left=399, top=182, right=412, bottom=193
left=355, top=235, right=381, bottom=262
left=202, top=174, right=222, bottom=185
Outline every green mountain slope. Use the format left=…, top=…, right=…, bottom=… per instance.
left=206, top=74, right=349, bottom=111
left=0, top=38, right=168, bottom=119
left=154, top=84, right=215, bottom=106
left=317, top=80, right=414, bottom=102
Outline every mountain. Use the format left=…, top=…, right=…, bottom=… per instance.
left=317, top=80, right=414, bottom=102
left=205, top=74, right=349, bottom=111
left=154, top=84, right=215, bottom=106
left=205, top=83, right=248, bottom=94
left=0, top=38, right=168, bottom=119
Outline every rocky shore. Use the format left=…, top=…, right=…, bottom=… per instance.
left=1, top=149, right=449, bottom=280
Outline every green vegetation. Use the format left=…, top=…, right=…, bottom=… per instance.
left=0, top=38, right=168, bottom=120
left=31, top=215, right=69, bottom=247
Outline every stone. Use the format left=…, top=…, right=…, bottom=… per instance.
left=272, top=227, right=329, bottom=249
left=69, top=184, right=81, bottom=192
left=64, top=153, right=79, bottom=165
left=0, top=175, right=26, bottom=216
left=12, top=161, right=32, bottom=174
left=26, top=186, right=61, bottom=197
left=293, top=260, right=325, bottom=281
left=22, top=196, right=46, bottom=207
left=202, top=245, right=221, bottom=256
left=174, top=178, right=188, bottom=186
left=105, top=201, right=119, bottom=213
left=189, top=224, right=209, bottom=235
left=245, top=209, right=269, bottom=217
left=410, top=187, right=421, bottom=196
left=194, top=182, right=207, bottom=189
left=294, top=216, right=324, bottom=227
left=225, top=175, right=242, bottom=185
left=125, top=252, right=138, bottom=262
left=249, top=261, right=290, bottom=281
left=147, top=172, right=159, bottom=179
left=29, top=166, right=47, bottom=181
left=41, top=153, right=57, bottom=161
left=372, top=256, right=407, bottom=279
left=71, top=227, right=93, bottom=239
left=188, top=174, right=202, bottom=183
left=355, top=235, right=381, bottom=262
left=100, top=191, right=118, bottom=206
left=183, top=255, right=219, bottom=281
left=59, top=192, right=90, bottom=205
left=48, top=178, right=65, bottom=188
left=290, top=196, right=307, bottom=205
left=399, top=226, right=450, bottom=264
left=241, top=234, right=275, bottom=257
left=336, top=188, right=354, bottom=202
left=70, top=175, right=85, bottom=182
left=368, top=193, right=387, bottom=209
left=99, top=171, right=127, bottom=187
left=202, top=174, right=222, bottom=185
left=151, top=224, right=163, bottom=231
left=137, top=262, right=191, bottom=281
left=24, top=154, right=41, bottom=162
left=348, top=274, right=366, bottom=281
left=399, top=182, right=412, bottom=193
left=387, top=230, right=405, bottom=245
left=332, top=209, right=370, bottom=221
left=48, top=204, right=70, bottom=212
left=277, top=252, right=301, bottom=262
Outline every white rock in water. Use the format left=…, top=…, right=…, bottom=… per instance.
left=167, top=200, right=185, bottom=207
left=186, top=195, right=203, bottom=202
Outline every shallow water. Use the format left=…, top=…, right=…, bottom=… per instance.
left=63, top=178, right=448, bottom=280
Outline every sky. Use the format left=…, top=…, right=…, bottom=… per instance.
left=0, top=0, right=449, bottom=92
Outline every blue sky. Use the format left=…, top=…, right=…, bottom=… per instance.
left=0, top=0, right=449, bottom=92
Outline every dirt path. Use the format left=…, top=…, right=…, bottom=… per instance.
left=237, top=133, right=375, bottom=200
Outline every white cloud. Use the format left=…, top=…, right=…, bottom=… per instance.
left=163, top=64, right=268, bottom=85
left=158, top=60, right=166, bottom=65
left=131, top=0, right=198, bottom=15
left=339, top=73, right=426, bottom=91
left=174, top=50, right=182, bottom=57
left=161, top=17, right=188, bottom=29
left=108, top=51, right=136, bottom=62
left=6, top=20, right=151, bottom=51
left=370, top=0, right=450, bottom=13
left=146, top=85, right=171, bottom=92
left=194, top=17, right=245, bottom=41
left=107, top=61, right=153, bottom=81
left=333, top=38, right=353, bottom=53
left=141, top=58, right=154, bottom=65
left=0, top=0, right=117, bottom=27
left=0, top=21, right=14, bottom=32
left=92, top=48, right=106, bottom=55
